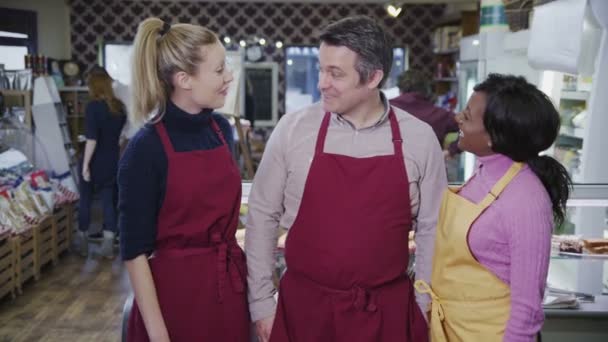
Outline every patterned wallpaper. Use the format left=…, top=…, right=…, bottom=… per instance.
left=69, top=0, right=444, bottom=115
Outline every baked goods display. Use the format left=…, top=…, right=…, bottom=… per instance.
left=553, top=235, right=583, bottom=254
left=552, top=235, right=608, bottom=257
left=582, top=238, right=608, bottom=255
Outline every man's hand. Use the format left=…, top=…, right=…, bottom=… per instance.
left=255, top=315, right=275, bottom=342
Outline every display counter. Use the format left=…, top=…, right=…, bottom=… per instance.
left=542, top=184, right=608, bottom=341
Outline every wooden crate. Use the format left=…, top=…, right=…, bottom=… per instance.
left=11, top=226, right=39, bottom=294
left=54, top=204, right=73, bottom=256
left=37, top=215, right=57, bottom=268
left=0, top=233, right=15, bottom=300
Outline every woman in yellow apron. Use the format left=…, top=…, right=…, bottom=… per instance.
left=416, top=74, right=571, bottom=342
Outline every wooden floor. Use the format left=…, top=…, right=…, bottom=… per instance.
left=0, top=246, right=130, bottom=342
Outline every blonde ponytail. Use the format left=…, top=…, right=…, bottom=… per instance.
left=132, top=18, right=166, bottom=124
left=131, top=17, right=218, bottom=125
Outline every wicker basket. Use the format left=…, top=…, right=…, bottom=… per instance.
left=503, top=0, right=534, bottom=31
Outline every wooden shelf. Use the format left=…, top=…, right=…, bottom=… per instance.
left=559, top=126, right=585, bottom=140
left=433, top=14, right=462, bottom=28
left=58, top=86, right=88, bottom=92
left=0, top=89, right=31, bottom=96
left=434, top=77, right=458, bottom=83
left=434, top=48, right=459, bottom=55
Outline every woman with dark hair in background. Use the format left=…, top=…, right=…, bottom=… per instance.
left=75, top=67, right=126, bottom=258
left=416, top=73, right=571, bottom=342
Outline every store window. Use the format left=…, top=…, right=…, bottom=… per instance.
left=0, top=8, right=37, bottom=70
left=0, top=45, right=28, bottom=70
left=285, top=46, right=407, bottom=113
left=103, top=43, right=134, bottom=85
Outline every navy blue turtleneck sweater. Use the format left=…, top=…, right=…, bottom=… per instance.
left=117, top=101, right=234, bottom=260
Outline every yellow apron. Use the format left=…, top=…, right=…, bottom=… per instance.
left=415, top=162, right=523, bottom=342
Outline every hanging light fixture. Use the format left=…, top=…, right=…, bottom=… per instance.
left=385, top=2, right=403, bottom=18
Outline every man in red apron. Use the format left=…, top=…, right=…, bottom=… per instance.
left=245, top=16, right=447, bottom=342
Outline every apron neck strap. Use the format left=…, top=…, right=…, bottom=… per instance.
left=155, top=122, right=175, bottom=154
left=210, top=117, right=227, bottom=146
left=387, top=108, right=403, bottom=157
left=479, top=162, right=524, bottom=208
left=315, top=112, right=332, bottom=155
left=315, top=109, right=402, bottom=156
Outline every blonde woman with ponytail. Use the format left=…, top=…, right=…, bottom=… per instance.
left=118, top=18, right=249, bottom=341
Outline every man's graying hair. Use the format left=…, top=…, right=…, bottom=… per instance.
left=319, top=16, right=393, bottom=88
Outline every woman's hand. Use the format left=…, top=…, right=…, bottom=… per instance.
left=82, top=165, right=91, bottom=182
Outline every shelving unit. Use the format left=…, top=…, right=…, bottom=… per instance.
left=431, top=10, right=478, bottom=111
left=31, top=77, right=80, bottom=186
left=561, top=90, right=590, bottom=101
left=58, top=86, right=89, bottom=157
left=0, top=89, right=32, bottom=129
left=549, top=74, right=592, bottom=184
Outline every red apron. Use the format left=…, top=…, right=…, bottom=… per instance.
left=270, top=110, right=428, bottom=342
left=127, top=119, right=250, bottom=342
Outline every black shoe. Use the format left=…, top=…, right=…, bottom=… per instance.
left=87, top=231, right=103, bottom=241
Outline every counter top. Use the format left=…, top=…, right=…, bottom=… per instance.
left=545, top=295, right=608, bottom=318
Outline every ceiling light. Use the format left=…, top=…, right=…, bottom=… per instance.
left=239, top=40, right=247, bottom=47
left=223, top=36, right=231, bottom=44
left=259, top=38, right=266, bottom=46
left=386, top=3, right=402, bottom=18
left=275, top=41, right=283, bottom=49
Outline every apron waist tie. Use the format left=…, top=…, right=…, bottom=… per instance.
left=153, top=234, right=246, bottom=303
left=415, top=280, right=448, bottom=342
left=414, top=280, right=445, bottom=321
left=351, top=285, right=378, bottom=312
left=211, top=232, right=245, bottom=303
left=289, top=270, right=408, bottom=313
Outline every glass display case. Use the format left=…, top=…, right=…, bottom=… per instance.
left=542, top=184, right=608, bottom=342
left=548, top=184, right=608, bottom=296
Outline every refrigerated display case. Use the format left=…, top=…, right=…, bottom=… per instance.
left=543, top=184, right=608, bottom=342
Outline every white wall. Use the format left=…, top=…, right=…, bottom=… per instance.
left=0, top=0, right=71, bottom=59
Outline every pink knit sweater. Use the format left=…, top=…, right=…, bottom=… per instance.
left=459, top=154, right=552, bottom=342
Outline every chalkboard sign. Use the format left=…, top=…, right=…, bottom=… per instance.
left=244, top=62, right=278, bottom=127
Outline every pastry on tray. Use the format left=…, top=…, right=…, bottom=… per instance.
left=554, top=235, right=583, bottom=254
left=582, top=238, right=608, bottom=255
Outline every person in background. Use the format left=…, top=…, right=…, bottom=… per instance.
left=75, top=67, right=126, bottom=258
left=390, top=69, right=461, bottom=159
left=246, top=16, right=446, bottom=342
left=84, top=66, right=137, bottom=244
left=415, top=74, right=572, bottom=341
left=118, top=18, right=249, bottom=341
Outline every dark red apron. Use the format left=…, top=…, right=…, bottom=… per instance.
left=270, top=110, right=428, bottom=342
left=127, top=119, right=250, bottom=341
